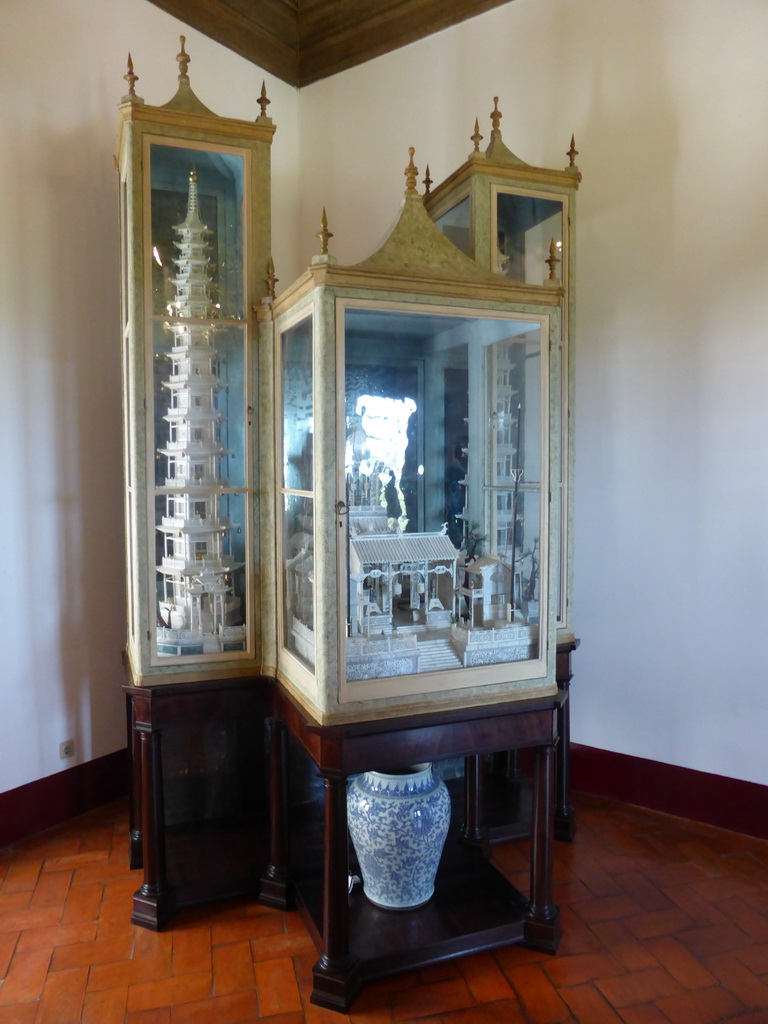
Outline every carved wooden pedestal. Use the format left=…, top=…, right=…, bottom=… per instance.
left=125, top=677, right=272, bottom=930
left=263, top=687, right=562, bottom=1013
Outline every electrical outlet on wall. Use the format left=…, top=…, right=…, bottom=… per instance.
left=59, top=739, right=75, bottom=760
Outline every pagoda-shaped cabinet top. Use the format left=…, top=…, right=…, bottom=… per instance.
left=263, top=150, right=564, bottom=725
left=117, top=39, right=276, bottom=687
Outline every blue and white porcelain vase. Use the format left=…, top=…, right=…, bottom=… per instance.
left=347, top=762, right=451, bottom=910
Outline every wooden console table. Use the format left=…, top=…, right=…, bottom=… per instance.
left=261, top=687, right=562, bottom=1013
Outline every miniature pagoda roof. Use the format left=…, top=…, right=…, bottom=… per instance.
left=351, top=531, right=459, bottom=565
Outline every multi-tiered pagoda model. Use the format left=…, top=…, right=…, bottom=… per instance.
left=155, top=170, right=245, bottom=657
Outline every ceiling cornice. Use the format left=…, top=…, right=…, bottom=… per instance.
left=147, top=0, right=515, bottom=87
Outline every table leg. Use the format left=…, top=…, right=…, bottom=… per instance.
left=311, top=771, right=360, bottom=1011
left=523, top=743, right=560, bottom=953
left=131, top=724, right=176, bottom=930
left=260, top=718, right=293, bottom=908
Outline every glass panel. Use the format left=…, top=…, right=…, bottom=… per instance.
left=281, top=316, right=314, bottom=492
left=149, top=144, right=245, bottom=319
left=155, top=490, right=247, bottom=657
left=433, top=196, right=471, bottom=256
left=153, top=321, right=246, bottom=490
left=495, top=191, right=563, bottom=284
left=282, top=493, right=315, bottom=668
left=343, top=307, right=543, bottom=682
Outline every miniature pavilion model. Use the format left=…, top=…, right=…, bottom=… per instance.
left=155, top=170, right=245, bottom=657
left=269, top=145, right=565, bottom=721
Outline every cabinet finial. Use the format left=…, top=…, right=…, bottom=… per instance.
left=423, top=164, right=433, bottom=197
left=404, top=148, right=419, bottom=196
left=471, top=118, right=483, bottom=153
left=176, top=36, right=190, bottom=81
left=490, top=96, right=502, bottom=134
left=258, top=81, right=271, bottom=120
left=124, top=53, right=139, bottom=98
left=317, top=207, right=333, bottom=255
left=567, top=135, right=579, bottom=168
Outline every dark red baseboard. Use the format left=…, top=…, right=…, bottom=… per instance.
left=571, top=742, right=768, bottom=841
left=0, top=749, right=128, bottom=850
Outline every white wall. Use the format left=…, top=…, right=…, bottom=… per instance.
left=4, top=0, right=768, bottom=796
left=0, top=0, right=300, bottom=793
left=298, top=0, right=768, bottom=785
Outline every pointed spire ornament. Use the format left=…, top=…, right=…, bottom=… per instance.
left=471, top=118, right=483, bottom=152
left=317, top=208, right=333, bottom=255
left=266, top=257, right=278, bottom=299
left=258, top=81, right=270, bottom=120
left=404, top=148, right=419, bottom=196
left=567, top=135, right=579, bottom=167
left=423, top=164, right=433, bottom=198
left=124, top=53, right=139, bottom=97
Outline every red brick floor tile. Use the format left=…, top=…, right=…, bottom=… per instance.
left=0, top=1004, right=38, bottom=1024
left=619, top=1002, right=677, bottom=1022
left=249, top=928, right=316, bottom=962
left=0, top=907, right=62, bottom=935
left=210, top=913, right=284, bottom=946
left=0, top=932, right=19, bottom=978
left=80, top=985, right=128, bottom=1023
left=558, top=981, right=627, bottom=1023
left=588, top=920, right=660, bottom=971
left=456, top=951, right=514, bottom=1002
left=391, top=976, right=474, bottom=1021
left=714, top=895, right=768, bottom=943
left=594, top=967, right=683, bottom=1008
left=60, top=881, right=103, bottom=925
left=212, top=939, right=255, bottom=996
left=29, top=870, right=72, bottom=909
left=50, top=935, right=134, bottom=972
left=556, top=905, right=607, bottom=955
left=253, top=955, right=302, bottom=1016
left=86, top=953, right=173, bottom=993
left=170, top=990, right=261, bottom=1024
left=660, top=883, right=731, bottom=926
left=172, top=925, right=211, bottom=976
left=43, top=851, right=110, bottom=873
left=704, top=951, right=768, bottom=1008
left=16, top=921, right=96, bottom=953
left=624, top=908, right=696, bottom=940
left=0, top=893, right=31, bottom=917
left=125, top=1009, right=172, bottom=1024
left=654, top=984, right=746, bottom=1023
left=0, top=948, right=51, bottom=1005
left=0, top=859, right=42, bottom=894
left=34, top=966, right=88, bottom=1024
left=674, top=923, right=755, bottom=959
left=125, top=972, right=212, bottom=1013
left=571, top=894, right=646, bottom=925
left=134, top=926, right=174, bottom=960
left=613, top=870, right=677, bottom=912
left=735, top=942, right=768, bottom=975
left=541, top=951, right=626, bottom=987
left=643, top=935, right=718, bottom=989
left=440, top=1002, right=529, bottom=1024
left=418, top=961, right=461, bottom=985
left=504, top=963, right=572, bottom=1023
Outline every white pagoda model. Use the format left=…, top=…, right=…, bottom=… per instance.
left=155, top=170, right=246, bottom=657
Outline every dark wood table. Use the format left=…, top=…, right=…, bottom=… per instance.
left=261, top=685, right=563, bottom=1012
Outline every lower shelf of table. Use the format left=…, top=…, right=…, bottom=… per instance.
left=294, top=837, right=550, bottom=1011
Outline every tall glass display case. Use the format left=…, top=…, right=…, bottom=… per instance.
left=425, top=98, right=580, bottom=642
left=116, top=40, right=275, bottom=686
left=264, top=151, right=564, bottom=724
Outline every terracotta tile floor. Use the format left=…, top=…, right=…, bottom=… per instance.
left=2, top=792, right=768, bottom=1022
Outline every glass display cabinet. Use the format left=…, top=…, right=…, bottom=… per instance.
left=425, top=98, right=580, bottom=642
left=264, top=150, right=564, bottom=725
left=116, top=39, right=275, bottom=686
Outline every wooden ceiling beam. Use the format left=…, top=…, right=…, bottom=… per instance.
left=146, top=0, right=516, bottom=87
